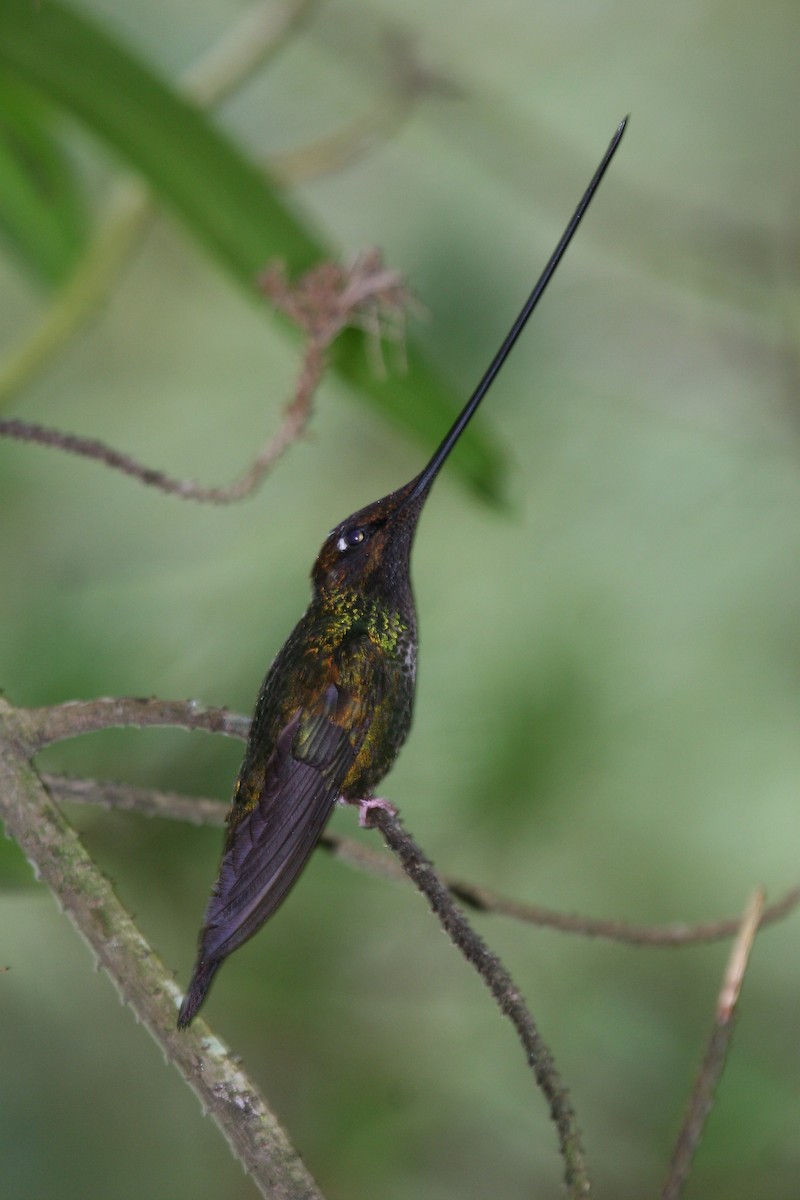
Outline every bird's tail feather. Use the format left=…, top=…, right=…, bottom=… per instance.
left=177, top=958, right=219, bottom=1029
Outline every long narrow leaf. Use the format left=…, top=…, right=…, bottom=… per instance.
left=0, top=74, right=87, bottom=283
left=0, top=0, right=503, bottom=498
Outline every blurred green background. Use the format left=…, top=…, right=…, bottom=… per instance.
left=1, top=0, right=799, bottom=1197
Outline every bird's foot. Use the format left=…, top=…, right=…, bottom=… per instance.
left=355, top=796, right=397, bottom=828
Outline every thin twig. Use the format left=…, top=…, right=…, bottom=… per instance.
left=42, top=773, right=232, bottom=826
left=19, top=696, right=251, bottom=755
left=0, top=698, right=326, bottom=1200
left=0, top=252, right=409, bottom=502
left=660, top=889, right=765, bottom=1200
left=0, top=4, right=441, bottom=410
left=41, top=769, right=800, bottom=949
left=365, top=805, right=591, bottom=1198
left=446, top=878, right=800, bottom=947
left=0, top=336, right=321, bottom=503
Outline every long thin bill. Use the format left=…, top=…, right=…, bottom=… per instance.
left=405, top=115, right=628, bottom=504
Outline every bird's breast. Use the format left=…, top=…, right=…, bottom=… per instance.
left=340, top=681, right=414, bottom=798
left=339, top=623, right=417, bottom=799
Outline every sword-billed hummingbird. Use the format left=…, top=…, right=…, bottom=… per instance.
left=178, top=118, right=627, bottom=1028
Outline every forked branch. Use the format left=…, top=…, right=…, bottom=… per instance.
left=0, top=253, right=410, bottom=503
left=0, top=698, right=324, bottom=1200
left=7, top=692, right=588, bottom=1197
left=6, top=693, right=796, bottom=1199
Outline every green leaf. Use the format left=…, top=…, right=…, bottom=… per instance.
left=0, top=0, right=504, bottom=499
left=0, top=74, right=87, bottom=284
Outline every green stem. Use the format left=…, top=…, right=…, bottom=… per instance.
left=0, top=0, right=318, bottom=407
left=0, top=180, right=152, bottom=402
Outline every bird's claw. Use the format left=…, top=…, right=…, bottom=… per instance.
left=356, top=796, right=397, bottom=828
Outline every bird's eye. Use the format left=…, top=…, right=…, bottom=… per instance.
left=336, top=527, right=367, bottom=553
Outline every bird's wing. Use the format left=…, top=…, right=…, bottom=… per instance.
left=198, top=678, right=371, bottom=964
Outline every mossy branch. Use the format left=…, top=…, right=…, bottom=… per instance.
left=0, top=697, right=325, bottom=1200
left=365, top=803, right=591, bottom=1197
left=5, top=692, right=797, bottom=1196
left=6, top=691, right=587, bottom=1193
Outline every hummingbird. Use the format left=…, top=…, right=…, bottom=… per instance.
left=177, top=118, right=627, bottom=1029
